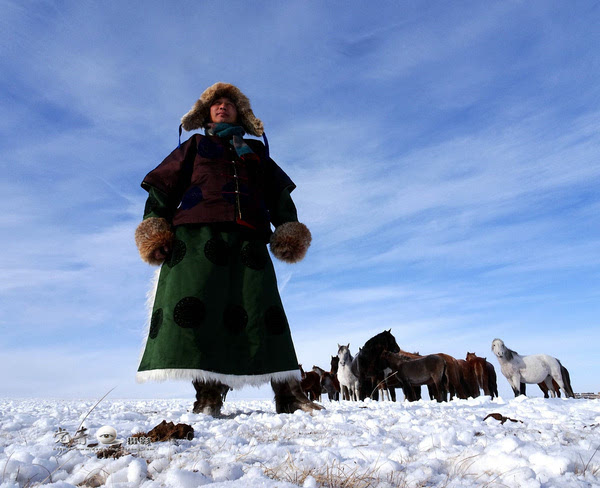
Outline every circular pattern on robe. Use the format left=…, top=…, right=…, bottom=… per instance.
left=173, top=297, right=206, bottom=329
left=165, top=239, right=186, bottom=268
left=264, top=306, right=287, bottom=335
left=223, top=305, right=248, bottom=335
left=180, top=186, right=204, bottom=210
left=144, top=195, right=160, bottom=216
left=240, top=242, right=267, bottom=270
left=204, top=238, right=230, bottom=266
left=149, top=308, right=163, bottom=339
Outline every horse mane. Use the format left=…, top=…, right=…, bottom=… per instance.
left=505, top=348, right=517, bottom=361
left=395, top=351, right=416, bottom=362
left=397, top=347, right=420, bottom=359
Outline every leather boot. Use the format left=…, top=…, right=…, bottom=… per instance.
left=192, top=380, right=226, bottom=416
left=271, top=378, right=323, bottom=414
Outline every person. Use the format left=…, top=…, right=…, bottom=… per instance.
left=134, top=82, right=321, bottom=416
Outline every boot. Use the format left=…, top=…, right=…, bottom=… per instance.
left=192, top=380, right=226, bottom=416
left=271, top=378, right=323, bottom=414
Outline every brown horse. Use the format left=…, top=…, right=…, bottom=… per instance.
left=313, top=365, right=340, bottom=401
left=299, top=365, right=321, bottom=401
left=394, top=348, right=466, bottom=400
left=466, top=352, right=499, bottom=398
left=381, top=351, right=447, bottom=402
left=458, top=359, right=480, bottom=398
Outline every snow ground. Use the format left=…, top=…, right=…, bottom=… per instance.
left=1, top=396, right=599, bottom=488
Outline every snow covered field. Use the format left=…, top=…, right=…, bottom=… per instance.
left=1, top=396, right=599, bottom=488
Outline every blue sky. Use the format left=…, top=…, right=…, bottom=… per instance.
left=2, top=1, right=599, bottom=400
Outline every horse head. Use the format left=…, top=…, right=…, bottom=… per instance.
left=338, top=345, right=352, bottom=366
left=330, top=355, right=339, bottom=374
left=491, top=339, right=514, bottom=361
left=491, top=339, right=504, bottom=357
left=365, top=330, right=400, bottom=353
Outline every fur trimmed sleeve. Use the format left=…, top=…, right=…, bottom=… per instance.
left=134, top=217, right=174, bottom=265
left=270, top=221, right=311, bottom=263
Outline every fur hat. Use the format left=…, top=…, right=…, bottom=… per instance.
left=180, top=82, right=264, bottom=137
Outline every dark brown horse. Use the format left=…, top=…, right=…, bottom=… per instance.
left=393, top=349, right=466, bottom=400
left=356, top=330, right=400, bottom=401
left=466, top=352, right=498, bottom=398
left=458, top=359, right=480, bottom=398
left=381, top=351, right=447, bottom=402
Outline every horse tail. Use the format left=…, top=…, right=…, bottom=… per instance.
left=441, top=362, right=449, bottom=402
left=558, top=361, right=575, bottom=398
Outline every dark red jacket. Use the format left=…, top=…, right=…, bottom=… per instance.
left=142, top=134, right=295, bottom=236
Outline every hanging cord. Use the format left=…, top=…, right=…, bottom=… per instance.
left=262, top=132, right=270, bottom=159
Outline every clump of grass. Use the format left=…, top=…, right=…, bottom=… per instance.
left=261, top=453, right=412, bottom=488
left=575, top=445, right=600, bottom=477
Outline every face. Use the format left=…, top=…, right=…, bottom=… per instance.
left=210, top=97, right=238, bottom=123
left=491, top=340, right=504, bottom=358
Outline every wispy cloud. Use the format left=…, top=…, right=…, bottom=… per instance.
left=2, top=1, right=599, bottom=397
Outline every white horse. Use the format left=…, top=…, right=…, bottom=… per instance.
left=491, top=339, right=570, bottom=398
left=337, top=344, right=361, bottom=401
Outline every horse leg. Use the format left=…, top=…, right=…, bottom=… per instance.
left=538, top=381, right=550, bottom=398
left=389, top=386, right=397, bottom=402
left=552, top=379, right=561, bottom=398
left=509, top=375, right=522, bottom=397
left=550, top=372, right=568, bottom=397
left=544, top=376, right=557, bottom=398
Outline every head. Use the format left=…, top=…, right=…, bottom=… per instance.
left=209, top=97, right=238, bottom=124
left=181, top=82, right=264, bottom=136
left=491, top=339, right=506, bottom=358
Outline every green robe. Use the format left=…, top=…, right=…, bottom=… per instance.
left=136, top=168, right=303, bottom=388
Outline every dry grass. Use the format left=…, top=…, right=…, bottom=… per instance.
left=575, top=444, right=600, bottom=477
left=261, top=453, right=414, bottom=488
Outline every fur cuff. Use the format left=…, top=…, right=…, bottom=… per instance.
left=269, top=222, right=311, bottom=263
left=135, top=217, right=174, bottom=265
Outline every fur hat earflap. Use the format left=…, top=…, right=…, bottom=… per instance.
left=135, top=217, right=174, bottom=265
left=269, top=221, right=312, bottom=263
left=181, top=82, right=264, bottom=137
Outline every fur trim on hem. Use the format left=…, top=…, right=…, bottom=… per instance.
left=136, top=368, right=302, bottom=389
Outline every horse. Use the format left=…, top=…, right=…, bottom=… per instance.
left=299, top=364, right=322, bottom=401
left=457, top=359, right=480, bottom=398
left=356, top=329, right=400, bottom=401
left=312, top=365, right=340, bottom=401
left=393, top=348, right=463, bottom=401
left=380, top=351, right=447, bottom=402
left=521, top=361, right=575, bottom=398
left=466, top=352, right=498, bottom=398
left=491, top=339, right=572, bottom=398
left=337, top=344, right=361, bottom=401
left=330, top=355, right=339, bottom=375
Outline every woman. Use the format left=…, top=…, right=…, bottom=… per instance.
left=134, top=82, right=320, bottom=416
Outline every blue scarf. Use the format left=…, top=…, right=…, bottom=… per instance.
left=205, top=123, right=258, bottom=161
